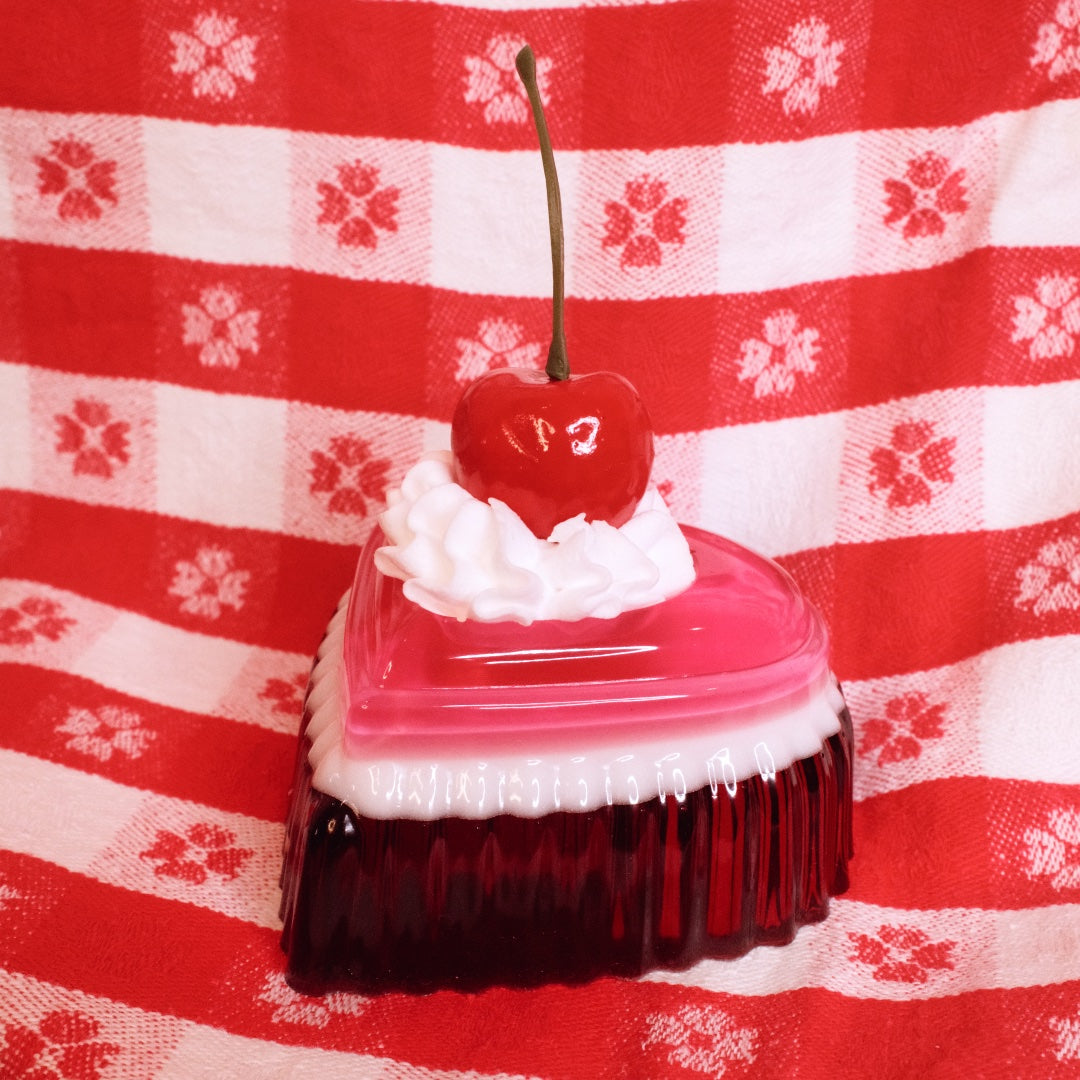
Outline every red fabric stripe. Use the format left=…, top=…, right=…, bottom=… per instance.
left=0, top=491, right=356, bottom=654
left=1, top=851, right=1074, bottom=1079
left=8, top=242, right=1080, bottom=432
left=860, top=1, right=1044, bottom=130
left=2, top=3, right=1074, bottom=150
left=581, top=4, right=737, bottom=150
left=289, top=1, right=451, bottom=143
left=849, top=776, right=1080, bottom=912
left=781, top=512, right=1080, bottom=682
left=288, top=269, right=435, bottom=417
left=0, top=850, right=283, bottom=1035
left=288, top=2, right=436, bottom=141
left=14, top=653, right=1076, bottom=916
left=12, top=652, right=1076, bottom=915
left=0, top=0, right=144, bottom=117
left=0, top=663, right=294, bottom=821
left=366, top=979, right=1080, bottom=1080
left=826, top=530, right=992, bottom=681
left=8, top=243, right=158, bottom=381
left=6, top=490, right=1078, bottom=678
left=782, top=511, right=1080, bottom=681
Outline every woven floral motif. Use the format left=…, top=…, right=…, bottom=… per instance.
left=848, top=925, right=958, bottom=984
left=454, top=317, right=543, bottom=382
left=1011, top=273, right=1080, bottom=361
left=859, top=692, right=946, bottom=766
left=34, top=138, right=117, bottom=223
left=259, top=673, right=308, bottom=715
left=1024, top=809, right=1080, bottom=890
left=1015, top=536, right=1080, bottom=615
left=464, top=35, right=552, bottom=125
left=140, top=823, right=253, bottom=885
left=54, top=400, right=130, bottom=478
left=736, top=310, right=821, bottom=396
left=309, top=435, right=391, bottom=516
left=56, top=706, right=154, bottom=762
left=762, top=17, right=844, bottom=116
left=883, top=152, right=968, bottom=239
left=317, top=163, right=399, bottom=250
left=168, top=546, right=250, bottom=620
left=170, top=12, right=258, bottom=101
left=0, top=1010, right=120, bottom=1080
left=1031, top=0, right=1080, bottom=80
left=0, top=598, right=75, bottom=647
left=181, top=285, right=260, bottom=369
left=603, top=176, right=687, bottom=269
left=869, top=420, right=956, bottom=508
left=643, top=1006, right=757, bottom=1076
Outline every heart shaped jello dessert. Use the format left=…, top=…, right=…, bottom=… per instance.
left=279, top=47, right=853, bottom=994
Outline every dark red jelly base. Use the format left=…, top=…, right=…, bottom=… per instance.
left=279, top=709, right=853, bottom=995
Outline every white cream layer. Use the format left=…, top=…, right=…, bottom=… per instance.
left=304, top=594, right=845, bottom=822
left=373, top=452, right=695, bottom=624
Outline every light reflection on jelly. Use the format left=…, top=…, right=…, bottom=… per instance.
left=456, top=644, right=658, bottom=665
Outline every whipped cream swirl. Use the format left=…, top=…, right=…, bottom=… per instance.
left=374, top=451, right=695, bottom=624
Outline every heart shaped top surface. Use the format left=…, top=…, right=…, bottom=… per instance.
left=342, top=525, right=831, bottom=753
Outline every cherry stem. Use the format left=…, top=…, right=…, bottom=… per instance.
left=516, top=44, right=569, bottom=382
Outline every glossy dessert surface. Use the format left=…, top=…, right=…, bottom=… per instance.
left=281, top=523, right=853, bottom=991
left=346, top=524, right=830, bottom=749
left=281, top=705, right=853, bottom=995
left=304, top=527, right=843, bottom=820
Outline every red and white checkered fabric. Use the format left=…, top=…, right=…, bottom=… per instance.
left=2, top=1, right=1080, bottom=1077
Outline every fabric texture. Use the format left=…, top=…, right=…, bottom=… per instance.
left=2, top=1, right=1080, bottom=1077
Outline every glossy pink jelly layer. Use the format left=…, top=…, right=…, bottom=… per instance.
left=307, top=593, right=843, bottom=819
left=280, top=702, right=854, bottom=994
left=343, top=525, right=831, bottom=754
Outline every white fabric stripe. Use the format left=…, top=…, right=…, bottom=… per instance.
left=0, top=578, right=305, bottom=733
left=12, top=361, right=1079, bottom=552
left=69, top=611, right=258, bottom=718
left=0, top=969, right=188, bottom=1075
left=4, top=361, right=409, bottom=547
left=162, top=1026, right=539, bottom=1080
left=716, top=131, right=858, bottom=293
left=845, top=635, right=1080, bottom=803
left=0, top=970, right=539, bottom=1080
left=143, top=118, right=292, bottom=267
left=978, top=634, right=1080, bottom=786
left=647, top=900, right=1080, bottom=1001
left=991, top=97, right=1080, bottom=248
left=7, top=588, right=1075, bottom=777
left=0, top=749, right=283, bottom=928
left=3, top=99, right=1080, bottom=295
left=0, top=118, right=15, bottom=239
left=7, top=576, right=1073, bottom=807
left=0, top=361, right=31, bottom=489
left=154, top=382, right=288, bottom=532
left=983, top=380, right=1080, bottom=532
left=0, top=748, right=144, bottom=874
left=702, top=380, right=1077, bottom=555
left=698, top=411, right=846, bottom=556
left=430, top=144, right=576, bottom=297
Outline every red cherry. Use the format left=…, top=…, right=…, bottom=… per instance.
left=451, top=368, right=654, bottom=539
left=448, top=49, right=655, bottom=538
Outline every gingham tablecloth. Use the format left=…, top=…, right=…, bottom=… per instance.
left=2, top=2, right=1080, bottom=1077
